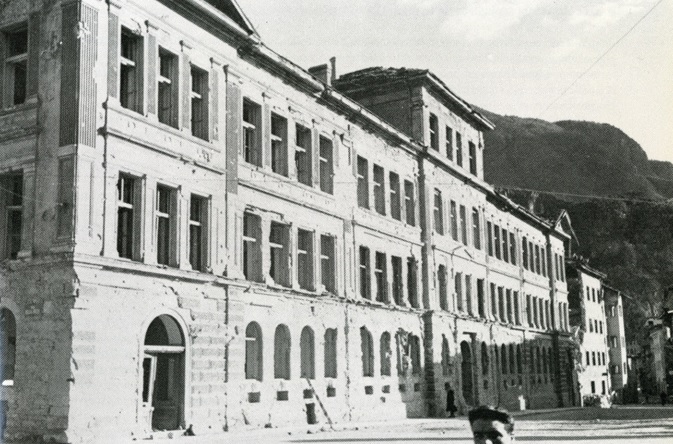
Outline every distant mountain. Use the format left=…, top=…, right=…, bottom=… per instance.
left=479, top=110, right=673, bottom=341
left=480, top=110, right=673, bottom=200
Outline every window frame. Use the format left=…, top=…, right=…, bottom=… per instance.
left=188, top=194, right=209, bottom=272
left=157, top=47, right=179, bottom=128
left=119, top=27, right=144, bottom=113
left=2, top=26, right=29, bottom=108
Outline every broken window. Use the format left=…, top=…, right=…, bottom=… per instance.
left=472, top=208, right=481, bottom=250
left=3, top=26, right=28, bottom=107
left=245, top=322, right=263, bottom=381
left=56, top=157, right=74, bottom=238
left=269, top=222, right=290, bottom=287
left=189, top=195, right=207, bottom=272
left=389, top=172, right=401, bottom=221
left=359, top=246, right=371, bottom=300
left=156, top=185, right=177, bottom=266
left=433, top=189, right=444, bottom=234
left=456, top=132, right=463, bottom=167
left=357, top=156, right=369, bottom=209
left=271, top=113, right=288, bottom=176
left=320, top=235, right=336, bottom=293
left=120, top=28, right=143, bottom=113
left=409, top=335, right=421, bottom=375
left=243, top=212, right=262, bottom=282
left=375, top=251, right=388, bottom=303
left=373, top=164, right=385, bottom=215
left=0, top=308, right=16, bottom=383
left=295, top=124, right=312, bottom=186
left=360, top=327, right=374, bottom=377
left=380, top=332, right=391, bottom=376
left=324, top=328, right=337, bottom=378
left=297, top=229, right=314, bottom=291
left=407, top=257, right=419, bottom=308
left=404, top=180, right=415, bottom=226
left=300, top=327, right=315, bottom=379
left=158, top=48, right=179, bottom=128
left=455, top=272, right=463, bottom=312
left=438, top=264, right=448, bottom=310
left=116, top=174, right=139, bottom=260
left=391, top=256, right=403, bottom=306
left=445, top=126, right=453, bottom=160
left=274, top=325, right=291, bottom=380
left=319, top=136, right=334, bottom=194
left=442, top=335, right=451, bottom=376
left=450, top=201, right=458, bottom=241
left=429, top=113, right=439, bottom=150
left=243, top=99, right=262, bottom=166
left=468, top=141, right=477, bottom=175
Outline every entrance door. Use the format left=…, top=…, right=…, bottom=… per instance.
left=461, top=341, right=474, bottom=405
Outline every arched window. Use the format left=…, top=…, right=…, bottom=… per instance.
left=1, top=308, right=16, bottom=383
left=516, top=345, right=522, bottom=374
left=442, top=335, right=451, bottom=376
left=508, top=344, right=515, bottom=375
left=245, top=322, right=263, bottom=381
left=380, top=332, right=391, bottom=376
left=300, top=326, right=315, bottom=379
left=410, top=334, right=421, bottom=375
left=324, top=328, right=337, bottom=378
left=274, top=325, right=291, bottom=380
left=360, top=327, right=374, bottom=377
left=501, top=344, right=507, bottom=374
left=481, top=342, right=489, bottom=376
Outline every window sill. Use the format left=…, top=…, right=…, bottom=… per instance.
left=2, top=380, right=14, bottom=387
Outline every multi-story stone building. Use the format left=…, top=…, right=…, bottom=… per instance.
left=566, top=259, right=611, bottom=400
left=603, top=284, right=628, bottom=391
left=0, top=0, right=576, bottom=442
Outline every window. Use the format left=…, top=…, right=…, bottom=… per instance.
left=245, top=322, right=263, bottom=381
left=269, top=222, right=290, bottom=287
left=491, top=284, right=498, bottom=320
left=589, top=318, right=594, bottom=332
left=465, top=275, right=473, bottom=315
left=391, top=256, right=403, bottom=305
left=380, top=332, right=391, bottom=376
left=156, top=185, right=177, bottom=266
left=591, top=381, right=596, bottom=394
left=601, top=380, right=606, bottom=395
left=3, top=27, right=28, bottom=106
left=438, top=265, right=448, bottom=310
left=481, top=342, right=489, bottom=376
left=324, top=329, right=337, bottom=378
left=442, top=336, right=451, bottom=376
left=506, top=289, right=513, bottom=323
left=389, top=172, right=401, bottom=221
left=592, top=352, right=596, bottom=366
left=516, top=345, right=523, bottom=374
left=509, top=232, right=516, bottom=265
left=477, top=279, right=485, bottom=318
left=56, top=158, right=74, bottom=238
left=459, top=205, right=468, bottom=245
left=509, top=344, right=516, bottom=375
left=297, top=229, right=314, bottom=291
left=535, top=245, right=541, bottom=275
left=532, top=296, right=539, bottom=327
left=450, top=201, right=458, bottom=241
left=445, top=126, right=453, bottom=160
left=409, top=335, right=421, bottom=375
left=157, top=49, right=178, bottom=127
left=487, top=221, right=493, bottom=256
left=300, top=327, right=315, bottom=379
left=586, top=351, right=590, bottom=366
left=357, top=156, right=369, bottom=209
left=455, top=272, right=463, bottom=312
left=375, top=251, right=388, bottom=303
left=526, top=295, right=532, bottom=326
left=609, top=305, right=616, bottom=317
left=501, top=344, right=507, bottom=374
left=429, top=113, right=439, bottom=150
left=0, top=308, right=16, bottom=383
left=513, top=291, right=520, bottom=325
left=359, top=246, right=371, bottom=299
left=116, top=174, right=139, bottom=260
left=494, top=225, right=501, bottom=259
left=119, top=28, right=143, bottom=112
left=320, top=235, right=336, bottom=293
left=189, top=195, right=207, bottom=271
left=271, top=113, right=288, bottom=176
left=404, top=180, right=415, bottom=226
left=468, top=141, right=477, bottom=175
left=456, top=132, right=463, bottom=167
left=610, top=336, right=618, bottom=347
left=361, top=327, right=374, bottom=377
left=295, top=124, right=312, bottom=186
left=540, top=246, right=547, bottom=277
left=243, top=99, right=262, bottom=166
left=501, top=229, right=509, bottom=263
left=407, top=257, right=418, bottom=308
left=522, top=237, right=528, bottom=269
left=243, top=212, right=262, bottom=282
left=539, top=298, right=545, bottom=329
left=433, top=189, right=443, bottom=234
left=373, top=164, right=385, bottom=215
left=274, top=325, right=291, bottom=380
left=319, top=136, right=334, bottom=194
left=472, top=208, right=481, bottom=249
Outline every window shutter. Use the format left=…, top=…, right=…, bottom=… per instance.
left=225, top=80, right=241, bottom=194
left=27, top=12, right=41, bottom=98
left=146, top=34, right=157, bottom=116
left=107, top=13, right=119, bottom=99
left=59, top=2, right=79, bottom=146
left=262, top=102, right=271, bottom=167
left=181, top=52, right=191, bottom=130
left=210, top=66, right=218, bottom=140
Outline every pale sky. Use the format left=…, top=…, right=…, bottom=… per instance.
left=241, top=0, right=673, bottom=164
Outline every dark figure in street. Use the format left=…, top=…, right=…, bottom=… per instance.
left=468, top=405, right=515, bottom=444
left=446, top=387, right=457, bottom=417
left=661, top=391, right=667, bottom=406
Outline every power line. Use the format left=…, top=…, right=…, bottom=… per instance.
left=493, top=184, right=671, bottom=204
left=538, top=0, right=665, bottom=118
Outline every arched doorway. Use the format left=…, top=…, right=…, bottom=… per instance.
left=142, top=315, right=185, bottom=431
left=461, top=341, right=474, bottom=405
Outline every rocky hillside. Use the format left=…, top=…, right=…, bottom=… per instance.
left=480, top=110, right=673, bottom=340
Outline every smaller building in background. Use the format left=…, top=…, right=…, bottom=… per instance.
left=603, top=285, right=628, bottom=392
left=641, top=318, right=671, bottom=397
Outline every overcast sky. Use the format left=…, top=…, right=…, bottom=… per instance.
left=241, top=0, right=673, bottom=164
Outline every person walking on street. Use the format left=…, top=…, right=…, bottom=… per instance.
left=446, top=387, right=457, bottom=418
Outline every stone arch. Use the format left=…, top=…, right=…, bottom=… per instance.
left=274, top=324, right=291, bottom=380
left=245, top=322, right=263, bottom=381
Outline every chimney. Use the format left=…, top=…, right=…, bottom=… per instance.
left=308, top=58, right=336, bottom=86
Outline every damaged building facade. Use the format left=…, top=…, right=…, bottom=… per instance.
left=0, top=0, right=577, bottom=442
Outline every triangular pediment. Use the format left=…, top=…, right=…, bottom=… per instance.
left=204, top=0, right=258, bottom=36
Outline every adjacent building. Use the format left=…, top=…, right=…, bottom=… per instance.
left=0, top=0, right=577, bottom=442
left=603, top=285, right=628, bottom=391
